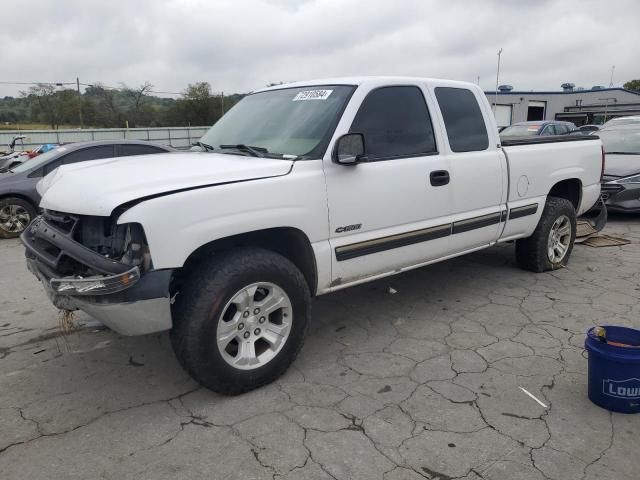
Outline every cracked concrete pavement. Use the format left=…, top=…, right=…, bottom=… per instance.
left=1, top=215, right=639, bottom=479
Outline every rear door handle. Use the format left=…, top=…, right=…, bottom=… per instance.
left=430, top=170, right=450, bottom=186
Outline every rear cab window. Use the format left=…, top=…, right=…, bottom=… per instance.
left=434, top=87, right=489, bottom=152
left=349, top=85, right=437, bottom=160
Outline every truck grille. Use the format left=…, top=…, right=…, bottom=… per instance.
left=42, top=209, right=80, bottom=234
left=22, top=213, right=130, bottom=279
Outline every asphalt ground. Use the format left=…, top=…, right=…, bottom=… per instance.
left=1, top=215, right=639, bottom=479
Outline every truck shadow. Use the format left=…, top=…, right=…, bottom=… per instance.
left=3, top=242, right=525, bottom=432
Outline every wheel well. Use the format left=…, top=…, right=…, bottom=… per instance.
left=176, top=227, right=318, bottom=295
left=548, top=179, right=581, bottom=211
left=0, top=193, right=37, bottom=208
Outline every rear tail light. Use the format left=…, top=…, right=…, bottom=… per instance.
left=600, top=145, right=606, bottom=182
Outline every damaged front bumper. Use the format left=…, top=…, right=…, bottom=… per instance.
left=601, top=181, right=640, bottom=213
left=21, top=214, right=173, bottom=336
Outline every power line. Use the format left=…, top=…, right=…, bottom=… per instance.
left=0, top=81, right=75, bottom=86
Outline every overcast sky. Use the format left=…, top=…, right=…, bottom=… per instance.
left=1, top=0, right=638, bottom=98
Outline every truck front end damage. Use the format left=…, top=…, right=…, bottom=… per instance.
left=21, top=210, right=173, bottom=335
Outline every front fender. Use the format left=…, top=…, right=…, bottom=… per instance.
left=116, top=162, right=328, bottom=270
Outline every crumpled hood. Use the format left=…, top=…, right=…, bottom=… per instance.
left=603, top=153, right=640, bottom=178
left=38, top=152, right=293, bottom=216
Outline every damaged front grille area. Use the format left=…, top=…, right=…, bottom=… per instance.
left=21, top=210, right=150, bottom=295
left=601, top=183, right=624, bottom=201
left=42, top=209, right=78, bottom=234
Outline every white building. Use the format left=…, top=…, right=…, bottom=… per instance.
left=485, top=84, right=640, bottom=128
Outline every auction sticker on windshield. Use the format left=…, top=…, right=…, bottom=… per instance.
left=293, top=90, right=333, bottom=101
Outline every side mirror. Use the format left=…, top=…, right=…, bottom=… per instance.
left=333, top=133, right=367, bottom=165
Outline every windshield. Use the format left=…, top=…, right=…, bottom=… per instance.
left=500, top=124, right=542, bottom=137
left=199, top=85, right=355, bottom=158
left=598, top=127, right=640, bottom=154
left=10, top=146, right=65, bottom=173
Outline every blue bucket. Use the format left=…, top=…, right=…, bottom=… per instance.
left=585, top=326, right=640, bottom=413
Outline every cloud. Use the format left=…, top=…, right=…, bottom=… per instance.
left=1, top=0, right=638, bottom=97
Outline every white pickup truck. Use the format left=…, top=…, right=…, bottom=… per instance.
left=22, top=76, right=603, bottom=394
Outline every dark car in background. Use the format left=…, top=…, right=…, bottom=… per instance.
left=577, top=124, right=601, bottom=134
left=500, top=120, right=576, bottom=138
left=599, top=124, right=640, bottom=212
left=566, top=125, right=602, bottom=137
left=0, top=140, right=174, bottom=238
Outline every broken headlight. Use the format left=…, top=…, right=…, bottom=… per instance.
left=75, top=218, right=151, bottom=271
left=50, top=267, right=141, bottom=295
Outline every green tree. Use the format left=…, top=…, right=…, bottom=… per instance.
left=183, top=82, right=218, bottom=125
left=163, top=82, right=239, bottom=127
left=121, top=82, right=154, bottom=127
left=2, top=83, right=246, bottom=128
left=21, top=84, right=78, bottom=129
left=623, top=79, right=640, bottom=91
left=84, top=84, right=125, bottom=127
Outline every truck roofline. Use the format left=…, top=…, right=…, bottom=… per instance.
left=255, top=76, right=481, bottom=93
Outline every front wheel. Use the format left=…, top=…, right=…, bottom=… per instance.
left=170, top=248, right=311, bottom=395
left=515, top=197, right=577, bottom=272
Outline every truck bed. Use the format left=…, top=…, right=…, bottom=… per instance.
left=499, top=134, right=602, bottom=235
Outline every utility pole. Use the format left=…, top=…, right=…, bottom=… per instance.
left=494, top=48, right=503, bottom=112
left=609, top=65, right=615, bottom=87
left=76, top=77, right=84, bottom=129
left=221, top=91, right=225, bottom=116
left=599, top=97, right=616, bottom=123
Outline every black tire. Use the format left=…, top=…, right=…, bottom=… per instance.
left=515, top=196, right=577, bottom=273
left=170, top=247, right=311, bottom=395
left=0, top=197, right=37, bottom=239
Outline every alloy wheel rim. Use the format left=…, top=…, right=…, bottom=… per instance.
left=547, top=214, right=572, bottom=263
left=216, top=282, right=292, bottom=370
left=0, top=205, right=30, bottom=233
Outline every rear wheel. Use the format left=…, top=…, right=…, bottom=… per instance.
left=515, top=196, right=576, bottom=272
left=0, top=197, right=36, bottom=239
left=170, top=248, right=310, bottom=395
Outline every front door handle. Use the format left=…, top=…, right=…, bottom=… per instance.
left=430, top=170, right=450, bottom=186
